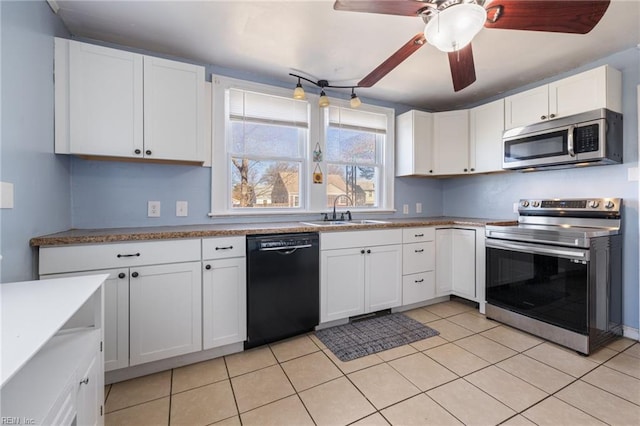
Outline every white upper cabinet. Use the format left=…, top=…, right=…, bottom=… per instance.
left=396, top=110, right=434, bottom=176
left=55, top=38, right=206, bottom=163
left=432, top=109, right=470, bottom=175
left=505, top=65, right=622, bottom=129
left=469, top=99, right=505, bottom=174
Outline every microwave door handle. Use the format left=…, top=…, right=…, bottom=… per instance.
left=567, top=124, right=576, bottom=157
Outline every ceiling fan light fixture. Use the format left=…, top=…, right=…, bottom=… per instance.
left=319, top=90, right=330, bottom=107
left=350, top=88, right=361, bottom=108
left=293, top=78, right=306, bottom=100
left=424, top=3, right=487, bottom=53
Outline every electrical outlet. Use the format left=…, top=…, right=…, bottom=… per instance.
left=403, top=204, right=409, bottom=214
left=628, top=167, right=639, bottom=181
left=148, top=201, right=160, bottom=217
left=176, top=201, right=188, bottom=217
left=513, top=202, right=519, bottom=213
left=416, top=202, right=422, bottom=214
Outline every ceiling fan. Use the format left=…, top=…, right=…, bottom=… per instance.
left=334, top=0, right=611, bottom=92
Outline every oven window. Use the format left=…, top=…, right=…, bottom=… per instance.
left=486, top=247, right=588, bottom=334
left=505, top=130, right=567, bottom=162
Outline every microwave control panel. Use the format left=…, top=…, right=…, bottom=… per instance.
left=574, top=124, right=599, bottom=153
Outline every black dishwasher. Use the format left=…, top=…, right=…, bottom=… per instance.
left=245, top=233, right=319, bottom=349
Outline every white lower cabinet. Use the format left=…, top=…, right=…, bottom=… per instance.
left=436, top=228, right=477, bottom=300
left=129, top=262, right=202, bottom=366
left=202, top=237, right=247, bottom=350
left=321, top=230, right=402, bottom=323
left=76, top=346, right=102, bottom=426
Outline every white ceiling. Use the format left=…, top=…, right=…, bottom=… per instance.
left=52, top=0, right=640, bottom=110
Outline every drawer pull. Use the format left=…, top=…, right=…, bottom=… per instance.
left=215, top=246, right=233, bottom=251
left=79, top=377, right=89, bottom=385
left=415, top=279, right=424, bottom=283
left=205, top=264, right=212, bottom=270
left=131, top=272, right=139, bottom=278
left=415, top=249, right=424, bottom=253
left=414, top=233, right=424, bottom=237
left=118, top=272, right=126, bottom=279
left=117, top=253, right=140, bottom=258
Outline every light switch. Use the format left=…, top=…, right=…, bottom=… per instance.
left=416, top=202, right=422, bottom=214
left=176, top=201, right=188, bottom=217
left=0, top=182, right=14, bottom=209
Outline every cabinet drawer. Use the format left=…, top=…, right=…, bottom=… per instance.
left=202, top=236, right=245, bottom=259
left=321, top=229, right=402, bottom=251
left=40, top=239, right=201, bottom=274
left=402, top=272, right=435, bottom=305
left=403, top=242, right=435, bottom=275
left=402, top=227, right=435, bottom=244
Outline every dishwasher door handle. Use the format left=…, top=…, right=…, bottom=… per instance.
left=258, top=244, right=313, bottom=252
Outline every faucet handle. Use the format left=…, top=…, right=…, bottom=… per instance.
left=322, top=213, right=329, bottom=221
left=340, top=212, right=345, bottom=220
left=346, top=210, right=352, bottom=221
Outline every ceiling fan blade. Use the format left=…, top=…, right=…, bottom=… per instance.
left=333, top=0, right=428, bottom=17
left=448, top=44, right=476, bottom=92
left=358, top=33, right=426, bottom=87
left=484, top=0, right=610, bottom=34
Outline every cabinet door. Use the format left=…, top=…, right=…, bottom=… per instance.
left=41, top=269, right=129, bottom=372
left=69, top=40, right=143, bottom=157
left=321, top=248, right=366, bottom=323
left=76, top=348, right=102, bottom=426
left=451, top=229, right=476, bottom=300
left=396, top=110, right=434, bottom=176
left=129, top=262, right=202, bottom=365
left=504, top=85, right=549, bottom=129
left=432, top=110, right=470, bottom=175
left=202, top=257, right=246, bottom=349
left=470, top=99, right=505, bottom=174
left=549, top=65, right=609, bottom=120
left=366, top=244, right=402, bottom=313
left=143, top=56, right=205, bottom=162
left=435, top=229, right=453, bottom=296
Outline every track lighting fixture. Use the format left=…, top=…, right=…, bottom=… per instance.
left=289, top=73, right=362, bottom=108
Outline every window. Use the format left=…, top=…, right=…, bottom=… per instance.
left=324, top=106, right=388, bottom=209
left=227, top=88, right=308, bottom=210
left=210, top=75, right=395, bottom=216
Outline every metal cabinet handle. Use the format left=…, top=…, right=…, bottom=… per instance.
left=145, top=150, right=152, bottom=155
left=117, top=253, right=140, bottom=258
left=414, top=233, right=424, bottom=237
left=415, top=279, right=424, bottom=283
left=360, top=249, right=365, bottom=254
left=366, top=249, right=371, bottom=254
left=79, top=378, right=89, bottom=385
left=541, top=115, right=547, bottom=120
left=415, top=249, right=424, bottom=253
left=470, top=168, right=475, bottom=172
left=205, top=264, right=212, bottom=270
left=118, top=272, right=126, bottom=279
left=429, top=170, right=433, bottom=173
left=464, top=168, right=468, bottom=172
left=215, top=246, right=233, bottom=250
left=134, top=149, right=141, bottom=155
left=549, top=113, right=556, bottom=118
left=131, top=272, right=139, bottom=278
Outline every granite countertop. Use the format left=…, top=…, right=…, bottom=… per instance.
left=30, top=217, right=517, bottom=247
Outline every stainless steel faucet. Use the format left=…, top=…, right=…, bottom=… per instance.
left=328, top=194, right=353, bottom=221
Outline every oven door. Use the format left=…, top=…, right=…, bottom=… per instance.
left=486, top=239, right=590, bottom=334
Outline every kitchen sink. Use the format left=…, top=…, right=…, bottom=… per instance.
left=299, top=219, right=389, bottom=227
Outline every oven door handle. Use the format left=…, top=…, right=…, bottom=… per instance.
left=486, top=239, right=589, bottom=261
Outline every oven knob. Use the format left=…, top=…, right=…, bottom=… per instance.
left=605, top=201, right=615, bottom=209
left=521, top=200, right=530, bottom=207
left=589, top=200, right=600, bottom=208
left=531, top=201, right=540, bottom=207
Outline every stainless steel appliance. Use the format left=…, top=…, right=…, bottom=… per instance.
left=485, top=198, right=622, bottom=354
left=503, top=108, right=623, bottom=170
left=245, top=233, right=319, bottom=349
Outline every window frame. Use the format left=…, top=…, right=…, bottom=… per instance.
left=210, top=75, right=395, bottom=216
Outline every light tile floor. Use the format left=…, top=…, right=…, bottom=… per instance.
left=104, top=300, right=640, bottom=426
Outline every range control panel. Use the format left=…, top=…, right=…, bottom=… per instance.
left=519, top=198, right=621, bottom=215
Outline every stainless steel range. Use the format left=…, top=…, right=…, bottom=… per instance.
left=485, top=198, right=622, bottom=355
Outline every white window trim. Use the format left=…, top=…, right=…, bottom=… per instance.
left=209, top=74, right=395, bottom=217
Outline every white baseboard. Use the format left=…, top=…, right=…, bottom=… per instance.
left=622, top=325, right=640, bottom=341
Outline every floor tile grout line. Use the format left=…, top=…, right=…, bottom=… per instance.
left=271, top=347, right=319, bottom=425
left=222, top=355, right=243, bottom=425
left=167, top=369, right=173, bottom=425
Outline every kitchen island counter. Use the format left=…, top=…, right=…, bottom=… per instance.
left=30, top=217, right=516, bottom=247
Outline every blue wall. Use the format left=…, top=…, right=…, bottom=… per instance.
left=443, top=48, right=640, bottom=329
left=0, top=0, right=71, bottom=282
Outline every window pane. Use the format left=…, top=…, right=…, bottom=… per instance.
left=325, top=127, right=377, bottom=163
left=230, top=158, right=301, bottom=208
left=326, top=164, right=378, bottom=208
left=230, top=121, right=304, bottom=158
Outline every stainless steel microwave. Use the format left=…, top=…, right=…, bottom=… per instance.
left=503, top=108, right=623, bottom=171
